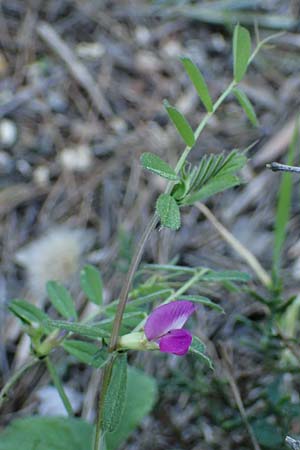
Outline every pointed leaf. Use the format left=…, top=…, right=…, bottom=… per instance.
left=201, top=270, right=250, bottom=282
left=156, top=193, right=181, bottom=230
left=140, top=152, right=178, bottom=180
left=46, top=319, right=110, bottom=339
left=233, top=87, right=258, bottom=127
left=47, top=281, right=77, bottom=320
left=9, top=299, right=49, bottom=326
left=183, top=174, right=241, bottom=205
left=164, top=100, right=195, bottom=147
left=181, top=57, right=213, bottom=112
left=62, top=340, right=110, bottom=368
left=233, top=24, right=251, bottom=82
left=80, top=264, right=103, bottom=305
left=102, top=353, right=128, bottom=432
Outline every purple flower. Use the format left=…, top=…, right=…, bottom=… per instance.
left=144, top=300, right=196, bottom=356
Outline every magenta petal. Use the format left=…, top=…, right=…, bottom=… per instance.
left=158, top=329, right=192, bottom=356
left=144, top=300, right=196, bottom=341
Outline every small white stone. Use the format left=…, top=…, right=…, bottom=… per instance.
left=76, top=42, right=105, bottom=59
left=59, top=145, right=92, bottom=172
left=0, top=119, right=17, bottom=147
left=135, top=26, right=151, bottom=46
left=33, top=165, right=50, bottom=187
left=162, top=40, right=182, bottom=58
left=136, top=51, right=162, bottom=72
left=36, top=385, right=82, bottom=416
left=110, top=117, right=127, bottom=134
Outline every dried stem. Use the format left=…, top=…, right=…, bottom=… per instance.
left=0, top=358, right=38, bottom=409
left=196, top=202, right=271, bottom=288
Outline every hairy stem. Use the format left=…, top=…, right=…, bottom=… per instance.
left=0, top=358, right=38, bottom=409
left=45, top=356, right=73, bottom=416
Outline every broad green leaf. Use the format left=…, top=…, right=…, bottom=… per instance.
left=233, top=87, right=258, bottom=127
left=0, top=417, right=93, bottom=450
left=102, top=353, right=128, bottom=432
left=180, top=295, right=224, bottom=313
left=62, top=339, right=110, bottom=368
left=201, top=270, right=250, bottom=283
left=0, top=368, right=157, bottom=450
left=181, top=57, right=213, bottom=112
left=233, top=24, right=251, bottom=82
left=47, top=281, right=77, bottom=320
left=183, top=174, right=241, bottom=205
left=252, top=420, right=283, bottom=448
left=46, top=319, right=110, bottom=339
left=80, top=264, right=103, bottom=305
left=156, top=193, right=181, bottom=230
left=140, top=152, right=178, bottom=181
left=272, top=120, right=298, bottom=286
left=106, top=367, right=158, bottom=450
left=164, top=100, right=195, bottom=147
left=9, top=299, right=49, bottom=325
left=189, top=336, right=213, bottom=369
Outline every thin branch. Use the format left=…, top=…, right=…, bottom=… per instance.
left=266, top=162, right=300, bottom=174
left=37, top=21, right=112, bottom=119
left=286, top=436, right=300, bottom=449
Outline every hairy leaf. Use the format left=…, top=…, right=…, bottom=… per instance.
left=156, top=193, right=181, bottom=230
left=102, top=353, right=128, bottom=432
left=47, top=281, right=77, bottom=320
left=233, top=24, right=251, bottom=82
left=182, top=174, right=241, bottom=205
left=9, top=299, right=49, bottom=326
left=164, top=100, right=195, bottom=147
left=46, top=319, right=110, bottom=339
left=181, top=57, right=213, bottom=112
left=140, top=152, right=178, bottom=180
left=80, top=264, right=103, bottom=305
left=233, top=87, right=258, bottom=127
left=62, top=340, right=110, bottom=368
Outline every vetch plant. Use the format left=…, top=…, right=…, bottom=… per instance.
left=0, top=25, right=283, bottom=450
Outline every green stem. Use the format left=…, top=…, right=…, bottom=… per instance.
left=164, top=268, right=209, bottom=301
left=0, top=358, right=38, bottom=409
left=45, top=356, right=73, bottom=417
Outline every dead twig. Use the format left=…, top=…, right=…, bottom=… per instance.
left=196, top=202, right=271, bottom=287
left=37, top=21, right=112, bottom=119
left=266, top=162, right=300, bottom=173
left=286, top=436, right=300, bottom=449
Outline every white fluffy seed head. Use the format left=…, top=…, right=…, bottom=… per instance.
left=15, top=226, right=95, bottom=302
